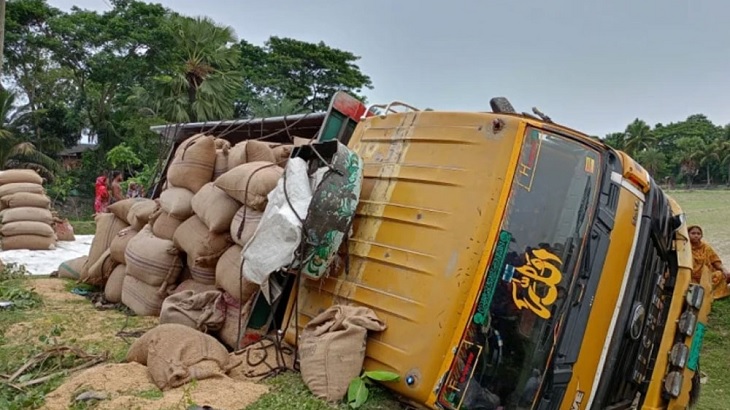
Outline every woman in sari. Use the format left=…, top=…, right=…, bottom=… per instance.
left=94, top=175, right=109, bottom=214
left=689, top=225, right=730, bottom=300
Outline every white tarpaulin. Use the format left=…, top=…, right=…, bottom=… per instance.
left=0, top=235, right=94, bottom=276
left=242, top=158, right=313, bottom=302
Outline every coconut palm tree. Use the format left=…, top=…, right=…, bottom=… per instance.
left=623, top=119, right=654, bottom=156
left=0, top=89, right=60, bottom=181
left=249, top=94, right=307, bottom=118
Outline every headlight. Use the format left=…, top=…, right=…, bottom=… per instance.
left=686, top=284, right=705, bottom=310
left=669, top=343, right=689, bottom=368
left=678, top=310, right=697, bottom=336
left=664, top=371, right=683, bottom=398
left=628, top=302, right=646, bottom=340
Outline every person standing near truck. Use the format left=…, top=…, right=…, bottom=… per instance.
left=109, top=171, right=125, bottom=205
left=689, top=225, right=730, bottom=299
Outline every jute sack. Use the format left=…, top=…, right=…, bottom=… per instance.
left=159, top=187, right=194, bottom=220
left=187, top=253, right=217, bottom=285
left=0, top=207, right=53, bottom=224
left=227, top=140, right=276, bottom=169
left=151, top=210, right=184, bottom=241
left=229, top=206, right=263, bottom=247
left=125, top=225, right=183, bottom=291
left=0, top=169, right=43, bottom=185
left=53, top=218, right=76, bottom=241
left=215, top=245, right=260, bottom=303
left=159, top=290, right=226, bottom=333
left=1, top=235, right=55, bottom=250
left=126, top=199, right=159, bottom=231
left=82, top=249, right=118, bottom=287
left=105, top=264, right=126, bottom=303
left=1, top=221, right=55, bottom=237
left=57, top=256, right=88, bottom=280
left=109, top=227, right=138, bottom=264
left=191, top=182, right=240, bottom=233
left=0, top=192, right=50, bottom=209
left=271, top=144, right=294, bottom=167
left=126, top=323, right=240, bottom=390
left=214, top=162, right=283, bottom=211
left=0, top=182, right=44, bottom=198
left=216, top=292, right=255, bottom=350
left=167, top=134, right=216, bottom=193
left=299, top=306, right=387, bottom=402
left=173, top=215, right=232, bottom=267
left=214, top=138, right=231, bottom=150
left=84, top=213, right=129, bottom=277
left=172, top=279, right=218, bottom=295
left=213, top=148, right=229, bottom=180
left=107, top=197, right=147, bottom=221
left=121, top=275, right=169, bottom=317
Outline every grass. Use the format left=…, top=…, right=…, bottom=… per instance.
left=668, top=189, right=730, bottom=410
left=69, top=220, right=96, bottom=235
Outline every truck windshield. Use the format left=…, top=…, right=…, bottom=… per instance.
left=438, top=127, right=602, bottom=410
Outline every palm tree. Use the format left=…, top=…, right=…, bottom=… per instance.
left=153, top=16, right=243, bottom=123
left=249, top=94, right=307, bottom=118
left=623, top=119, right=654, bottom=156
left=635, top=148, right=665, bottom=178
left=0, top=89, right=60, bottom=181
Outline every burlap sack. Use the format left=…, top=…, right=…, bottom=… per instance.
left=227, top=140, right=276, bottom=169
left=121, top=275, right=168, bottom=317
left=214, top=162, right=283, bottom=211
left=229, top=206, right=263, bottom=247
left=167, top=134, right=216, bottom=193
left=173, top=215, right=232, bottom=268
left=191, top=183, right=240, bottom=233
left=57, top=256, right=88, bottom=280
left=53, top=218, right=76, bottom=241
left=126, top=199, right=159, bottom=231
left=159, top=290, right=226, bottom=333
left=216, top=292, right=255, bottom=350
left=1, top=235, right=55, bottom=250
left=0, top=182, right=44, bottom=198
left=125, top=225, right=182, bottom=291
left=151, top=211, right=184, bottom=240
left=271, top=144, right=293, bottom=167
left=109, top=227, right=138, bottom=264
left=1, top=221, right=55, bottom=237
left=0, top=192, right=50, bottom=209
left=299, top=306, right=387, bottom=402
left=172, top=279, right=218, bottom=295
left=0, top=207, right=53, bottom=224
left=214, top=138, right=231, bottom=150
left=0, top=169, right=43, bottom=185
left=215, top=245, right=260, bottom=303
left=108, top=198, right=148, bottom=221
left=187, top=254, right=217, bottom=285
left=105, top=264, right=126, bottom=303
left=293, top=136, right=311, bottom=146
left=82, top=249, right=117, bottom=287
left=159, top=187, right=195, bottom=220
left=213, top=147, right=229, bottom=180
left=85, top=213, right=129, bottom=277
left=126, top=323, right=239, bottom=390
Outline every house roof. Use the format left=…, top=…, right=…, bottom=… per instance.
left=59, top=143, right=97, bottom=156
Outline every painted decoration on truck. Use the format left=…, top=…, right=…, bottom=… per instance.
left=510, top=248, right=563, bottom=319
left=473, top=230, right=513, bottom=325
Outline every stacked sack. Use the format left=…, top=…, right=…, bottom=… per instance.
left=0, top=169, right=56, bottom=250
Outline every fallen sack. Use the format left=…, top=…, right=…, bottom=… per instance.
left=105, top=264, right=126, bottom=303
left=52, top=218, right=76, bottom=241
left=151, top=210, right=184, bottom=241
left=215, top=245, right=259, bottom=304
left=0, top=192, right=50, bottom=209
left=214, top=162, right=283, bottom=211
left=57, top=256, right=88, bottom=280
left=216, top=292, right=255, bottom=351
left=229, top=206, right=263, bottom=247
left=121, top=275, right=169, bottom=317
left=0, top=207, right=54, bottom=225
left=167, top=134, right=216, bottom=193
left=191, top=182, right=240, bottom=233
left=126, top=199, right=159, bottom=231
left=109, top=227, right=138, bottom=264
left=0, top=182, right=44, bottom=198
left=126, top=323, right=240, bottom=390
left=159, top=187, right=195, bottom=220
left=172, top=279, right=218, bottom=295
left=227, top=140, right=276, bottom=169
left=0, top=169, right=43, bottom=185
left=159, top=290, right=226, bottom=333
left=125, top=225, right=183, bottom=291
left=1, top=234, right=55, bottom=250
left=82, top=249, right=117, bottom=287
left=107, top=197, right=148, bottom=221
left=1, top=221, right=55, bottom=237
left=299, top=305, right=387, bottom=402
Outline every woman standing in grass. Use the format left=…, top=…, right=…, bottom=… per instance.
left=689, top=225, right=730, bottom=300
left=94, top=174, right=109, bottom=214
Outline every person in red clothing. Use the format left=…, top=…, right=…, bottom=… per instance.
left=94, top=175, right=109, bottom=214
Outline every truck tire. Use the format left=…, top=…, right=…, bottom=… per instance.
left=489, top=97, right=516, bottom=114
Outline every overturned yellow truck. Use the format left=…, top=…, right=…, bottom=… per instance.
left=154, top=94, right=711, bottom=410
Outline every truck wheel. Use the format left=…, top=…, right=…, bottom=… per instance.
left=689, top=366, right=701, bottom=408
left=489, top=97, right=516, bottom=114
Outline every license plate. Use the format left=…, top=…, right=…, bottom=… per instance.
left=687, top=322, right=706, bottom=371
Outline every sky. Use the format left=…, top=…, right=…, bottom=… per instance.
left=48, top=0, right=730, bottom=138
